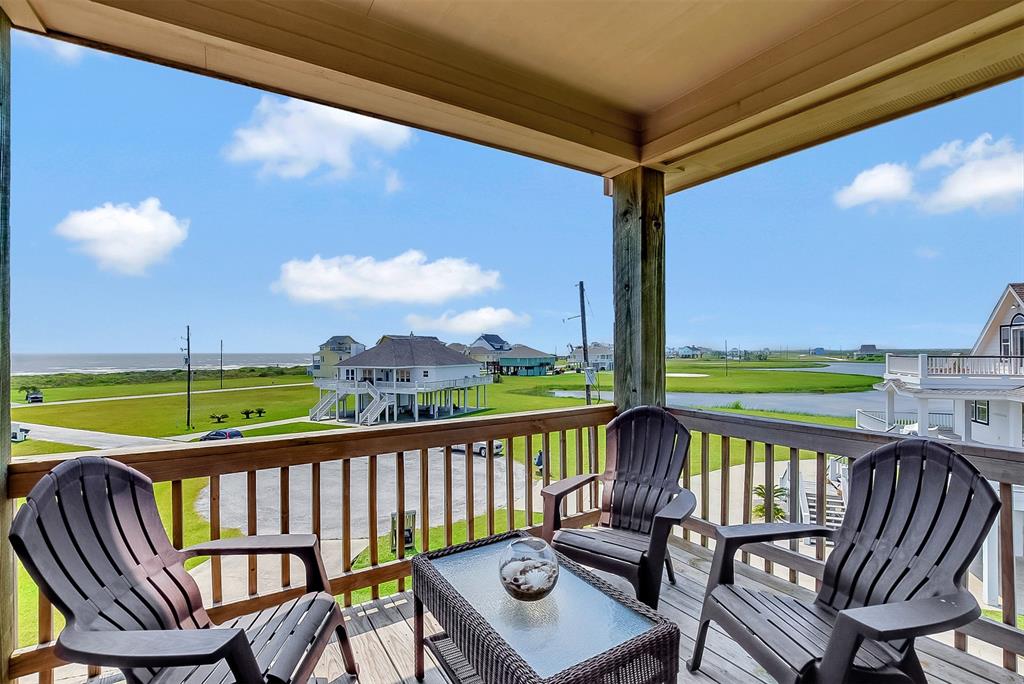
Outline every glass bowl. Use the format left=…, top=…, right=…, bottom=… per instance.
left=498, top=537, right=559, bottom=601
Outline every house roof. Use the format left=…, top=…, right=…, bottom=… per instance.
left=322, top=335, right=360, bottom=347
left=475, top=333, right=509, bottom=350
left=10, top=1, right=1018, bottom=195
left=1011, top=283, right=1024, bottom=304
left=447, top=342, right=469, bottom=353
left=339, top=335, right=481, bottom=368
left=499, top=344, right=555, bottom=360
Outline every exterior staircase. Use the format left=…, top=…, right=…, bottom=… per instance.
left=358, top=383, right=392, bottom=426
left=805, top=490, right=847, bottom=531
left=309, top=391, right=339, bottom=421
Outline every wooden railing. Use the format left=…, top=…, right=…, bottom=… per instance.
left=669, top=407, right=1024, bottom=672
left=4, top=404, right=614, bottom=680
left=6, top=404, right=1024, bottom=680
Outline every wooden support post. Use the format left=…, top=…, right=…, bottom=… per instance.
left=0, top=13, right=12, bottom=683
left=611, top=166, right=665, bottom=410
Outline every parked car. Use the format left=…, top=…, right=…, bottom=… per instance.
left=199, top=428, right=243, bottom=441
left=452, top=441, right=504, bottom=457
left=25, top=391, right=43, bottom=403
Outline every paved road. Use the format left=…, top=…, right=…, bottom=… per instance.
left=12, top=381, right=313, bottom=408
left=194, top=448, right=532, bottom=540
left=165, top=415, right=332, bottom=441
left=16, top=422, right=172, bottom=449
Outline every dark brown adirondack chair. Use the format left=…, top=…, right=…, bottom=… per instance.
left=541, top=405, right=696, bottom=609
left=687, top=438, right=1000, bottom=684
left=10, top=456, right=358, bottom=683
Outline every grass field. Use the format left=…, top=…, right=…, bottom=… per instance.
left=12, top=373, right=312, bottom=404
left=11, top=439, right=91, bottom=457
left=12, top=384, right=321, bottom=437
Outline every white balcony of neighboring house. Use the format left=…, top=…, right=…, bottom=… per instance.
left=883, top=353, right=1024, bottom=389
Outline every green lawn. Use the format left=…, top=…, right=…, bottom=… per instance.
left=11, top=439, right=92, bottom=457
left=12, top=373, right=312, bottom=404
left=12, top=384, right=321, bottom=438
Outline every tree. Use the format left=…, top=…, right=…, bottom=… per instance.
left=254, top=407, right=266, bottom=418
left=18, top=384, right=39, bottom=400
left=753, top=484, right=788, bottom=522
left=210, top=413, right=228, bottom=423
left=241, top=409, right=255, bottom=419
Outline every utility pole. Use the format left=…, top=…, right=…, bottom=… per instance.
left=182, top=326, right=192, bottom=430
left=724, top=338, right=729, bottom=377
left=578, top=281, right=592, bottom=405
left=219, top=339, right=224, bottom=389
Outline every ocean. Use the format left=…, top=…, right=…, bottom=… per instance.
left=12, top=353, right=312, bottom=375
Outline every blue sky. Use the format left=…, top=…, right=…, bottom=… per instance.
left=10, top=33, right=1024, bottom=355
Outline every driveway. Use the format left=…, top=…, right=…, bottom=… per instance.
left=15, top=422, right=171, bottom=449
left=194, top=448, right=530, bottom=540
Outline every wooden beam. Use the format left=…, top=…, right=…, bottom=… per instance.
left=0, top=10, right=11, bottom=683
left=611, top=166, right=665, bottom=410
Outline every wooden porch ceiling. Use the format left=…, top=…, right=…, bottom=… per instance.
left=3, top=0, right=1023, bottom=193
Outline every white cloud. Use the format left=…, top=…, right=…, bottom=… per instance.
left=406, top=307, right=531, bottom=335
left=55, top=198, right=188, bottom=276
left=918, top=133, right=1016, bottom=170
left=14, top=32, right=87, bottom=64
left=226, top=96, right=412, bottom=180
left=273, top=250, right=500, bottom=305
left=919, top=136, right=1023, bottom=214
left=914, top=246, right=940, bottom=260
left=384, top=169, right=403, bottom=194
left=833, top=163, right=914, bottom=209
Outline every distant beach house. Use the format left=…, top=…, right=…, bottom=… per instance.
left=309, top=335, right=365, bottom=379
left=855, top=343, right=878, bottom=358
left=310, top=334, right=489, bottom=425
left=811, top=347, right=826, bottom=355
left=570, top=342, right=614, bottom=371
left=857, top=283, right=1024, bottom=608
left=464, top=333, right=510, bottom=374
left=678, top=345, right=702, bottom=358
left=498, top=345, right=556, bottom=376
left=471, top=334, right=511, bottom=351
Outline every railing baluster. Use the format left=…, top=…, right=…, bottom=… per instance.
left=505, top=436, right=515, bottom=530
left=542, top=432, right=552, bottom=489
left=311, top=462, right=321, bottom=540
left=788, top=446, right=799, bottom=584
left=588, top=425, right=599, bottom=507
left=559, top=430, right=568, bottom=516
left=720, top=436, right=730, bottom=526
left=396, top=451, right=406, bottom=593
left=38, top=592, right=52, bottom=684
left=369, top=454, right=379, bottom=600
left=683, top=432, right=692, bottom=542
left=575, top=427, right=584, bottom=514
left=465, top=442, right=475, bottom=541
left=420, top=448, right=430, bottom=552
left=341, top=459, right=352, bottom=607
left=280, top=466, right=290, bottom=587
left=764, top=443, right=774, bottom=575
left=247, top=470, right=257, bottom=596
left=171, top=479, right=183, bottom=550
left=525, top=434, right=534, bottom=524
left=1000, top=481, right=1017, bottom=671
left=444, top=445, right=454, bottom=547
left=210, top=474, right=222, bottom=604
left=815, top=451, right=826, bottom=592
left=700, top=432, right=710, bottom=547
left=486, top=439, right=496, bottom=536
left=742, top=440, right=753, bottom=565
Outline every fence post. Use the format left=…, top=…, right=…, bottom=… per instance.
left=0, top=11, right=13, bottom=683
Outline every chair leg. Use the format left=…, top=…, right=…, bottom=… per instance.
left=899, top=648, right=928, bottom=684
left=335, top=622, right=358, bottom=676
left=664, top=555, right=676, bottom=585
left=686, top=618, right=711, bottom=672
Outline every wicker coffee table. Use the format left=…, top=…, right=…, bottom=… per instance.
left=412, top=530, right=680, bottom=684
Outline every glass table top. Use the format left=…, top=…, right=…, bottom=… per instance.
left=430, top=537, right=655, bottom=678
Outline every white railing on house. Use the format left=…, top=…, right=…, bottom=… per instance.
left=856, top=409, right=955, bottom=432
left=316, top=374, right=493, bottom=394
left=887, top=354, right=1024, bottom=378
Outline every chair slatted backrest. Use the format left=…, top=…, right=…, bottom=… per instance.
left=10, top=457, right=211, bottom=642
left=818, top=439, right=999, bottom=614
left=600, top=406, right=691, bottom=534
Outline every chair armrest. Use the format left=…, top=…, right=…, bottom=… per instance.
left=540, top=474, right=599, bottom=542
left=819, top=591, right=979, bottom=680
left=707, top=523, right=833, bottom=587
left=56, top=627, right=263, bottom=680
left=183, top=534, right=329, bottom=592
left=646, top=489, right=697, bottom=574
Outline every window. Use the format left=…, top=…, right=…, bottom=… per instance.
left=345, top=369, right=355, bottom=381
left=396, top=369, right=411, bottom=382
left=971, top=400, right=990, bottom=425
left=1002, top=327, right=1011, bottom=357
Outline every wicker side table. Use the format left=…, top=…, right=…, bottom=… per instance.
left=413, top=530, right=679, bottom=684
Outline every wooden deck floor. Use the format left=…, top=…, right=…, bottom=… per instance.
left=49, top=541, right=1020, bottom=684
left=309, top=541, right=1021, bottom=684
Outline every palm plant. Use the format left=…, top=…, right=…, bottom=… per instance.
left=753, top=484, right=788, bottom=522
